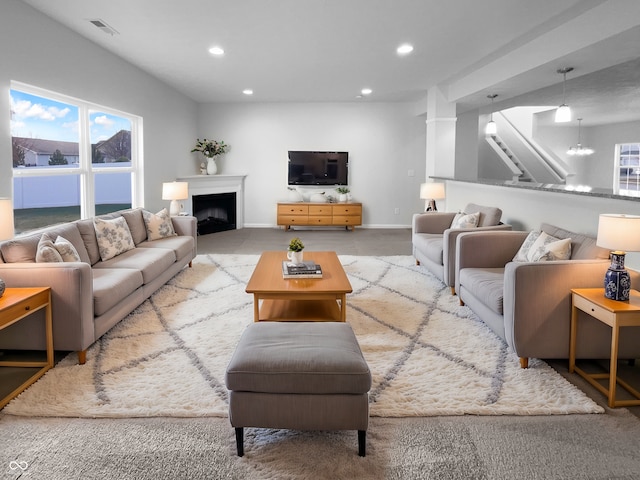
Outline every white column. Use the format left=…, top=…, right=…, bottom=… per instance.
left=425, top=86, right=457, bottom=180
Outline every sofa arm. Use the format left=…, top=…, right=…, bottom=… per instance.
left=502, top=259, right=614, bottom=359
left=412, top=212, right=457, bottom=235
left=442, top=223, right=513, bottom=288
left=0, top=262, right=94, bottom=352
left=171, top=215, right=197, bottom=238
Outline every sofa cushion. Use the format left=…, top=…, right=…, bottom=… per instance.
left=92, top=268, right=144, bottom=316
left=463, top=203, right=502, bottom=227
left=137, top=236, right=194, bottom=262
left=142, top=208, right=177, bottom=241
left=122, top=208, right=148, bottom=245
left=92, top=247, right=176, bottom=284
left=0, top=223, right=90, bottom=264
left=413, top=234, right=443, bottom=265
left=226, top=322, right=371, bottom=395
left=94, top=216, right=136, bottom=262
left=35, top=235, right=63, bottom=263
left=513, top=231, right=572, bottom=262
left=459, top=267, right=505, bottom=315
left=53, top=235, right=82, bottom=262
left=75, top=219, right=101, bottom=265
left=451, top=211, right=479, bottom=229
left=541, top=223, right=610, bottom=260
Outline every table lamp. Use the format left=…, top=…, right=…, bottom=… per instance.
left=162, top=182, right=189, bottom=216
left=419, top=182, right=445, bottom=212
left=0, top=198, right=15, bottom=298
left=596, top=213, right=640, bottom=301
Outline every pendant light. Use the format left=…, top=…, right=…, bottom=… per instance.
left=555, top=67, right=573, bottom=123
left=485, top=94, right=498, bottom=135
left=567, top=118, right=594, bottom=156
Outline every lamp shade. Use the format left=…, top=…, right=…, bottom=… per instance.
left=485, top=120, right=497, bottom=135
left=0, top=198, right=15, bottom=241
left=162, top=182, right=188, bottom=201
left=555, top=104, right=571, bottom=123
left=419, top=182, right=445, bottom=200
left=596, top=214, right=640, bottom=252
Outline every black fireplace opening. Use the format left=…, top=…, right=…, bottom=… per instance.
left=193, top=192, right=237, bottom=235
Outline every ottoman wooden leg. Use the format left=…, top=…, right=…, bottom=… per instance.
left=235, top=427, right=244, bottom=457
left=358, top=430, right=366, bottom=457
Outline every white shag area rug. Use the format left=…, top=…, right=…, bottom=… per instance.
left=4, top=254, right=603, bottom=418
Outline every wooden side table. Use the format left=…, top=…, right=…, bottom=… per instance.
left=569, top=287, right=640, bottom=408
left=0, top=287, right=53, bottom=409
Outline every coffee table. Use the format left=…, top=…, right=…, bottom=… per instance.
left=245, top=251, right=352, bottom=322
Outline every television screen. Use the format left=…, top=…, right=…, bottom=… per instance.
left=287, top=151, right=348, bottom=186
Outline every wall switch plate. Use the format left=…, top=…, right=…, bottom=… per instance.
left=407, top=169, right=415, bottom=177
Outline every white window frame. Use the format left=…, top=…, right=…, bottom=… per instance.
left=10, top=81, right=144, bottom=218
left=614, top=142, right=640, bottom=198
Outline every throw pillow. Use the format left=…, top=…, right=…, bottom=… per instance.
left=94, top=216, right=136, bottom=262
left=142, top=208, right=177, bottom=241
left=35, top=235, right=63, bottom=263
left=513, top=231, right=541, bottom=262
left=450, top=211, right=480, bottom=229
left=54, top=235, right=82, bottom=262
left=513, top=231, right=572, bottom=262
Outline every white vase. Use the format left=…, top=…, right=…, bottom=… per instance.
left=339, top=193, right=348, bottom=202
left=206, top=157, right=218, bottom=175
left=287, top=250, right=304, bottom=265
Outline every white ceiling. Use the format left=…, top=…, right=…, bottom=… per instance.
left=18, top=0, right=640, bottom=123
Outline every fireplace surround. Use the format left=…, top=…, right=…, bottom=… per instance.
left=176, top=175, right=247, bottom=234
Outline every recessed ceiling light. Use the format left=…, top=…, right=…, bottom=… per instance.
left=361, top=88, right=372, bottom=95
left=397, top=44, right=414, bottom=55
left=208, top=46, right=225, bottom=56
left=242, top=89, right=253, bottom=95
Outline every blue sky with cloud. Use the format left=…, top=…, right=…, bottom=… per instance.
left=10, top=90, right=130, bottom=143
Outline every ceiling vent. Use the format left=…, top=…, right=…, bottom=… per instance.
left=88, top=19, right=119, bottom=36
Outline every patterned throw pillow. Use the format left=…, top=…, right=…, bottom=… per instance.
left=94, top=216, right=136, bottom=261
left=35, top=235, right=63, bottom=263
left=450, top=211, right=480, bottom=229
left=142, top=208, right=177, bottom=241
left=513, top=231, right=572, bottom=262
left=54, top=235, right=82, bottom=262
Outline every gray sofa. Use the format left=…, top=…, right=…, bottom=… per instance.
left=0, top=208, right=197, bottom=364
left=455, top=223, right=640, bottom=368
left=412, top=203, right=511, bottom=293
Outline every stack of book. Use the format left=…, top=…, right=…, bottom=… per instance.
left=282, top=261, right=323, bottom=279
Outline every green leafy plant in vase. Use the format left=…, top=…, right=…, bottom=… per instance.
left=287, top=237, right=305, bottom=264
left=335, top=186, right=350, bottom=202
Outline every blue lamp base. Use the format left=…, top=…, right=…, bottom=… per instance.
left=604, top=251, right=631, bottom=301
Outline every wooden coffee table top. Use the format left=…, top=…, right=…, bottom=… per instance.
left=246, top=251, right=352, bottom=295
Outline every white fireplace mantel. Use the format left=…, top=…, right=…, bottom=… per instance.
left=176, top=174, right=247, bottom=229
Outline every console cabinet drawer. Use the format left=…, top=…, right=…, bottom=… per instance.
left=278, top=204, right=308, bottom=215
left=333, top=215, right=361, bottom=226
left=309, top=205, right=332, bottom=216
left=308, top=215, right=333, bottom=225
left=333, top=205, right=362, bottom=216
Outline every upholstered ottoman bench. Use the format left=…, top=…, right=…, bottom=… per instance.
left=225, top=321, right=372, bottom=456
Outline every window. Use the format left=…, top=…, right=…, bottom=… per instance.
left=10, top=82, right=143, bottom=233
left=615, top=143, right=640, bottom=197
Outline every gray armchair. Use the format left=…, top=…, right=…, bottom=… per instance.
left=412, top=203, right=511, bottom=293
left=455, top=224, right=640, bottom=368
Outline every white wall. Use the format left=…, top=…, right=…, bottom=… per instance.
left=193, top=102, right=426, bottom=227
left=0, top=0, right=197, bottom=211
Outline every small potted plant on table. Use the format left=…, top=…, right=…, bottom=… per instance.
left=335, top=187, right=350, bottom=202
left=287, top=237, right=305, bottom=264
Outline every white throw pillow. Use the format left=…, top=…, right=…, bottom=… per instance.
left=142, top=208, right=177, bottom=241
left=94, top=216, right=136, bottom=261
left=54, top=235, right=82, bottom=262
left=450, top=211, right=480, bottom=229
left=35, top=235, right=63, bottom=263
left=513, top=231, right=572, bottom=262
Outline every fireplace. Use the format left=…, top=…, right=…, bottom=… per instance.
left=176, top=174, right=247, bottom=234
left=193, top=192, right=236, bottom=235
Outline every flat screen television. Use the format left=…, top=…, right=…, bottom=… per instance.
left=287, top=151, right=348, bottom=186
